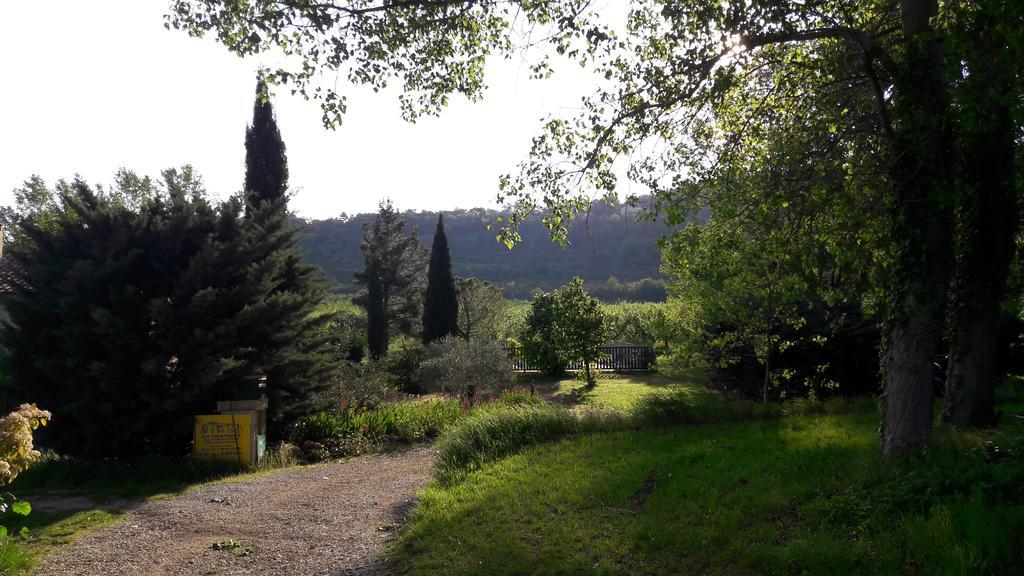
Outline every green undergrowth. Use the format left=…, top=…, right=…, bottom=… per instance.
left=395, top=406, right=1024, bottom=575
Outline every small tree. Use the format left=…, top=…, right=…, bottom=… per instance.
left=455, top=277, right=505, bottom=341
left=353, top=201, right=426, bottom=358
left=422, top=214, right=458, bottom=343
left=522, top=278, right=606, bottom=387
left=419, top=336, right=514, bottom=398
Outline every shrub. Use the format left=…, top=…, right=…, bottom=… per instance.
left=419, top=336, right=515, bottom=398
left=383, top=346, right=427, bottom=394
left=332, top=361, right=397, bottom=409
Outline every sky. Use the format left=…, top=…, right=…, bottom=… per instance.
left=0, top=1, right=599, bottom=219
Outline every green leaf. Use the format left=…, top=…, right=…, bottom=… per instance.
left=0, top=526, right=8, bottom=539
left=19, top=527, right=29, bottom=540
left=12, top=501, right=31, bottom=516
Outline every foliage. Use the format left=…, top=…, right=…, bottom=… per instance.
left=381, top=345, right=428, bottom=395
left=313, top=295, right=367, bottom=364
left=292, top=399, right=464, bottom=460
left=419, top=336, right=515, bottom=398
left=0, top=404, right=49, bottom=487
left=353, top=201, right=426, bottom=358
left=422, top=215, right=458, bottom=344
left=522, top=278, right=606, bottom=385
left=329, top=360, right=397, bottom=409
left=455, top=277, right=505, bottom=341
left=2, top=170, right=336, bottom=456
left=660, top=148, right=884, bottom=402
left=601, top=301, right=680, bottom=349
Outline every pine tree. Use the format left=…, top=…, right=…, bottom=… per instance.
left=422, top=214, right=458, bottom=343
left=244, top=77, right=288, bottom=211
left=354, top=201, right=426, bottom=358
left=1, top=167, right=336, bottom=457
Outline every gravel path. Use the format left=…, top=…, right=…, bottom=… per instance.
left=34, top=447, right=436, bottom=576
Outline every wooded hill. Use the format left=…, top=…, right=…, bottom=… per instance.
left=296, top=200, right=690, bottom=301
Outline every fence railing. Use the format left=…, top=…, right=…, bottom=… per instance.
left=503, top=344, right=655, bottom=372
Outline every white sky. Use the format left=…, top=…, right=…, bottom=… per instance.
left=0, top=0, right=599, bottom=219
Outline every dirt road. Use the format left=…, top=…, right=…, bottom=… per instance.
left=33, top=447, right=436, bottom=576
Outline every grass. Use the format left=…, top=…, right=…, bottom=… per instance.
left=394, top=386, right=1024, bottom=575
left=524, top=370, right=711, bottom=410
left=3, top=509, right=120, bottom=571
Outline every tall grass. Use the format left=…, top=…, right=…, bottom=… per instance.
left=293, top=399, right=464, bottom=445
left=434, top=404, right=629, bottom=485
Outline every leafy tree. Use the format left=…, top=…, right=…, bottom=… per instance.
left=522, top=278, right=605, bottom=387
left=170, top=1, right=1024, bottom=453
left=455, top=277, right=505, bottom=341
left=244, top=77, right=288, bottom=211
left=353, top=201, right=426, bottom=358
left=422, top=214, right=458, bottom=344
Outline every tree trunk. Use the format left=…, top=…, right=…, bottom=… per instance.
left=944, top=25, right=1018, bottom=427
left=881, top=0, right=954, bottom=456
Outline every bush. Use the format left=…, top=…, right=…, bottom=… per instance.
left=419, top=337, right=515, bottom=398
left=331, top=361, right=397, bottom=409
left=383, top=346, right=427, bottom=394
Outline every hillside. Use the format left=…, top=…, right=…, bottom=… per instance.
left=296, top=200, right=686, bottom=300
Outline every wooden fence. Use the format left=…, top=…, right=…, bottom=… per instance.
left=503, top=344, right=655, bottom=372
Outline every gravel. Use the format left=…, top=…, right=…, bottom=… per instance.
left=34, top=447, right=436, bottom=576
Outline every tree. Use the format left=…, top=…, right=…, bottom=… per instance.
left=244, top=77, right=288, bottom=211
left=241, top=79, right=336, bottom=429
left=522, top=278, right=606, bottom=387
left=455, top=277, right=505, bottom=341
left=422, top=214, right=458, bottom=344
left=170, top=1, right=1024, bottom=453
left=353, top=201, right=426, bottom=358
left=2, top=170, right=335, bottom=456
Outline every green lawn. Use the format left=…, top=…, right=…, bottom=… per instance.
left=526, top=370, right=711, bottom=410
left=394, top=397, right=1024, bottom=575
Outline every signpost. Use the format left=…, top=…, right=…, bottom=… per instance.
left=194, top=375, right=269, bottom=466
left=194, top=413, right=252, bottom=465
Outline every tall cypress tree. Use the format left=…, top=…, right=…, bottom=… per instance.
left=244, top=77, right=288, bottom=211
left=422, top=214, right=458, bottom=343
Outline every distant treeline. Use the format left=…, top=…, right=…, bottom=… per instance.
left=296, top=200, right=692, bottom=301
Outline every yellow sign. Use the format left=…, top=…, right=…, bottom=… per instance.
left=194, top=413, right=251, bottom=464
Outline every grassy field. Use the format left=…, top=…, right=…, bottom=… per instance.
left=394, top=387, right=1024, bottom=575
